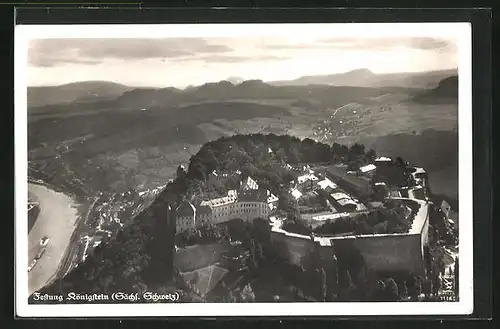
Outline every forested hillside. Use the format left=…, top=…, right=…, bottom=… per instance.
left=35, top=134, right=376, bottom=299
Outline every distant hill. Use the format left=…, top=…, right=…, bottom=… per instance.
left=28, top=81, right=136, bottom=108
left=274, top=68, right=376, bottom=87
left=110, top=80, right=404, bottom=111
left=28, top=75, right=427, bottom=113
left=411, top=76, right=458, bottom=104
left=269, top=68, right=458, bottom=89
left=226, top=76, right=245, bottom=85
left=115, top=87, right=182, bottom=109
left=28, top=79, right=408, bottom=114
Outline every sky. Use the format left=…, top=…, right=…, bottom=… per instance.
left=27, top=36, right=458, bottom=88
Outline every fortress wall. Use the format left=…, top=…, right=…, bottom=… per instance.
left=332, top=233, right=425, bottom=276
left=318, top=245, right=338, bottom=286
left=271, top=229, right=427, bottom=276
left=270, top=231, right=316, bottom=269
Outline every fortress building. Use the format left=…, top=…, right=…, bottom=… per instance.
left=200, top=190, right=239, bottom=225
left=175, top=177, right=275, bottom=232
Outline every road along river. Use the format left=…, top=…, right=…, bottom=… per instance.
left=28, top=183, right=80, bottom=295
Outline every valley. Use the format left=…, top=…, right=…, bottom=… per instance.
left=28, top=77, right=459, bottom=202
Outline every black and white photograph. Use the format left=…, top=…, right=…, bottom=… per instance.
left=15, top=23, right=472, bottom=317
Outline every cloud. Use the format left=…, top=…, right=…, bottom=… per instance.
left=31, top=57, right=102, bottom=68
left=317, top=37, right=454, bottom=51
left=259, top=37, right=455, bottom=52
left=28, top=38, right=233, bottom=67
left=187, top=54, right=287, bottom=63
left=406, top=37, right=452, bottom=50
left=259, top=43, right=318, bottom=50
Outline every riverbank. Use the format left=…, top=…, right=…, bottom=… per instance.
left=27, top=183, right=82, bottom=295
left=28, top=167, right=92, bottom=203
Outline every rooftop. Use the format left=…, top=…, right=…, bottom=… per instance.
left=196, top=205, right=213, bottom=216
left=330, top=192, right=351, bottom=201
left=310, top=212, right=350, bottom=222
left=238, top=189, right=268, bottom=203
left=200, top=190, right=238, bottom=208
left=241, top=176, right=259, bottom=190
left=267, top=192, right=279, bottom=203
left=375, top=156, right=392, bottom=162
left=359, top=164, right=377, bottom=173
left=313, top=236, right=333, bottom=247
left=297, top=174, right=319, bottom=184
left=291, top=189, right=303, bottom=200
left=337, top=198, right=358, bottom=207
left=317, top=178, right=337, bottom=190
left=411, top=167, right=427, bottom=175
left=176, top=201, right=196, bottom=217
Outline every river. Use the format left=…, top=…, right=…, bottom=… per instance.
left=27, top=183, right=80, bottom=295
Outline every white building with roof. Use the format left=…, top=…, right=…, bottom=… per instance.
left=297, top=173, right=319, bottom=184
left=200, top=190, right=238, bottom=224
left=241, top=176, right=259, bottom=191
left=291, top=189, right=303, bottom=200
left=375, top=156, right=392, bottom=163
left=317, top=178, right=337, bottom=191
left=336, top=198, right=358, bottom=208
left=329, top=192, right=358, bottom=212
left=235, top=190, right=272, bottom=221
left=196, top=188, right=273, bottom=225
left=296, top=173, right=319, bottom=191
left=411, top=167, right=428, bottom=186
left=267, top=190, right=279, bottom=210
left=359, top=163, right=377, bottom=177
left=330, top=192, right=351, bottom=201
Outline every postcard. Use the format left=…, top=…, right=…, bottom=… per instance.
left=15, top=22, right=472, bottom=317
